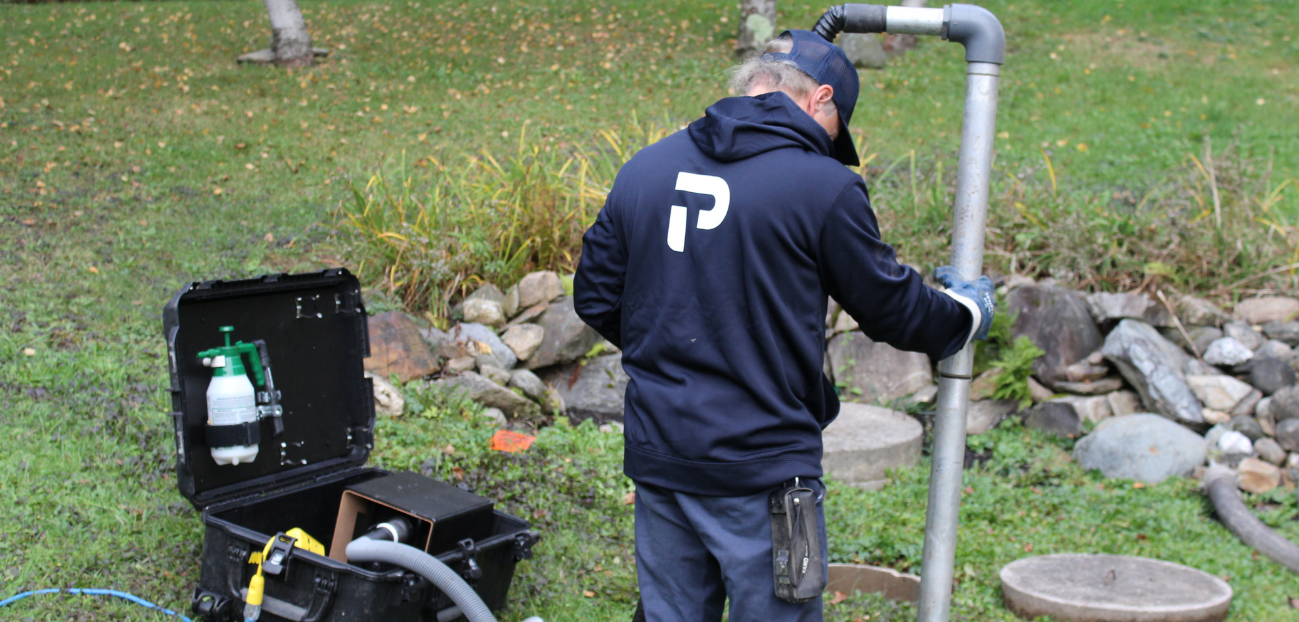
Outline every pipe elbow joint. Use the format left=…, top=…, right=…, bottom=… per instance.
left=943, top=3, right=1005, bottom=65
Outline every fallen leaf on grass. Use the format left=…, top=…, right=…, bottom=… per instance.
left=451, top=466, right=465, bottom=481
left=490, top=429, right=535, bottom=453
left=88, top=266, right=99, bottom=274
left=1023, top=543, right=1033, bottom=553
left=828, top=590, right=848, bottom=605
left=1288, top=596, right=1299, bottom=609
left=623, top=492, right=635, bottom=505
left=582, top=590, right=595, bottom=598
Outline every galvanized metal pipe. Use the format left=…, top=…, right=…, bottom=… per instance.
left=884, top=6, right=944, bottom=35
left=915, top=61, right=1000, bottom=622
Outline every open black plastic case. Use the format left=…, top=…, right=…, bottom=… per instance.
left=164, top=270, right=536, bottom=622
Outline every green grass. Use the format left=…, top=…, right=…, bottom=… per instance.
left=2, top=0, right=1299, bottom=619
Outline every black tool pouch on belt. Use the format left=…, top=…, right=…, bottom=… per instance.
left=769, top=481, right=825, bottom=603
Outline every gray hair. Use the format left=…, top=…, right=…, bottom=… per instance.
left=729, top=35, right=838, bottom=118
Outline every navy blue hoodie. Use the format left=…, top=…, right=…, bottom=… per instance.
left=574, top=92, right=972, bottom=496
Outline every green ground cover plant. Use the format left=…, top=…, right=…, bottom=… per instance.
left=2, top=0, right=1298, bottom=619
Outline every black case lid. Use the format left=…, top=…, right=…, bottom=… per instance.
left=163, top=269, right=374, bottom=511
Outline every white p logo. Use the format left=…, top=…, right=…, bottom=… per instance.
left=667, top=172, right=730, bottom=252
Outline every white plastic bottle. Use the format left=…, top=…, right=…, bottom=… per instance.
left=205, top=353, right=260, bottom=465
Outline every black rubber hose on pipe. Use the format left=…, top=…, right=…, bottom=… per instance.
left=811, top=4, right=886, bottom=41
left=346, top=538, right=499, bottom=622
left=1203, top=465, right=1299, bottom=574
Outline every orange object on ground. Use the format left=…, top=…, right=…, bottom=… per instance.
left=490, top=429, right=536, bottom=453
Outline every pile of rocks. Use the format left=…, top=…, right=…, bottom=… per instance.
left=364, top=270, right=629, bottom=427
left=954, top=281, right=1299, bottom=492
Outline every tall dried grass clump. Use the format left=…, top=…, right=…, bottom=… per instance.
left=337, top=121, right=669, bottom=316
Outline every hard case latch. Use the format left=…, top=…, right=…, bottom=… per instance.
left=457, top=539, right=483, bottom=580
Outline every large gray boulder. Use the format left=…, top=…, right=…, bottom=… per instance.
left=828, top=331, right=933, bottom=404
left=1177, top=294, right=1231, bottom=327
left=523, top=297, right=602, bottom=370
left=432, top=371, right=539, bottom=418
left=1023, top=402, right=1084, bottom=437
left=1248, top=357, right=1296, bottom=396
left=1073, top=414, right=1207, bottom=483
left=1262, top=321, right=1299, bottom=347
left=1235, top=296, right=1299, bottom=325
left=1101, top=320, right=1204, bottom=427
left=967, top=399, right=1017, bottom=435
left=1006, top=285, right=1103, bottom=387
left=444, top=322, right=518, bottom=370
left=551, top=354, right=629, bottom=424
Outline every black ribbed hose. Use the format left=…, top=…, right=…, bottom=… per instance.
left=1203, top=465, right=1299, bottom=574
left=811, top=4, right=887, bottom=41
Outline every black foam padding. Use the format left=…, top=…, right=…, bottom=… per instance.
left=843, top=4, right=887, bottom=34
left=205, top=422, right=261, bottom=448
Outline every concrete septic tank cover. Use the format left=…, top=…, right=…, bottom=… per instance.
left=821, top=404, right=922, bottom=490
left=1000, top=554, right=1232, bottom=622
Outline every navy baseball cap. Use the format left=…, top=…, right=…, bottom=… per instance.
left=761, top=29, right=860, bottom=166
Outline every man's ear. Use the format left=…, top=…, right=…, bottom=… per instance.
left=813, top=84, right=835, bottom=111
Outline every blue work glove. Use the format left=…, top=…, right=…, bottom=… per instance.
left=933, top=266, right=995, bottom=342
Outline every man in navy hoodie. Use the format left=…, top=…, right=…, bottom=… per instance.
left=574, top=30, right=994, bottom=621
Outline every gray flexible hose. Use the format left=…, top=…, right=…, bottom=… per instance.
left=346, top=537, right=497, bottom=622
left=1203, top=464, right=1299, bottom=574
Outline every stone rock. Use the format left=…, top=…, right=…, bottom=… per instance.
left=1231, top=388, right=1262, bottom=418
left=821, top=404, right=923, bottom=490
left=523, top=297, right=601, bottom=370
left=432, top=371, right=539, bottom=418
left=445, top=322, right=517, bottom=370
left=1255, top=437, right=1287, bottom=466
left=1028, top=376, right=1055, bottom=403
left=829, top=331, right=934, bottom=404
left=910, top=384, right=939, bottom=405
left=1024, top=402, right=1084, bottom=437
left=452, top=283, right=504, bottom=318
left=462, top=298, right=505, bottom=328
left=1064, top=360, right=1110, bottom=383
left=1235, top=296, right=1299, bottom=325
left=1073, top=414, right=1207, bottom=483
left=365, top=371, right=405, bottom=417
left=501, top=324, right=545, bottom=362
left=1106, top=390, right=1142, bottom=417
left=1201, top=409, right=1232, bottom=425
left=1275, top=418, right=1299, bottom=452
left=516, top=271, right=563, bottom=309
left=1186, top=375, right=1253, bottom=411
left=968, top=399, right=1017, bottom=435
left=839, top=32, right=888, bottom=69
left=420, top=326, right=450, bottom=351
left=999, top=554, right=1232, bottom=622
left=826, top=564, right=920, bottom=605
left=1102, top=320, right=1203, bottom=427
left=1187, top=326, right=1224, bottom=356
left=444, top=356, right=475, bottom=374
left=833, top=309, right=860, bottom=334
left=1217, top=430, right=1253, bottom=455
left=504, top=302, right=549, bottom=329
left=1085, top=292, right=1173, bottom=327
left=1178, top=295, right=1231, bottom=327
left=598, top=422, right=625, bottom=434
left=552, top=354, right=629, bottom=424
left=1202, top=337, right=1254, bottom=367
left=1262, top=321, right=1299, bottom=347
left=1052, top=395, right=1113, bottom=424
left=1257, top=339, right=1295, bottom=361
left=1270, top=386, right=1299, bottom=421
left=1204, top=424, right=1228, bottom=450
left=1183, top=359, right=1221, bottom=377
left=365, top=311, right=441, bottom=382
left=502, top=284, right=520, bottom=319
left=969, top=369, right=1001, bottom=402
left=480, top=407, right=508, bottom=426
left=1007, top=285, right=1104, bottom=387
left=1237, top=457, right=1282, bottom=494
left=478, top=364, right=511, bottom=386
left=508, top=368, right=548, bottom=403
left=1054, top=378, right=1124, bottom=396
left=1223, top=321, right=1264, bottom=351
left=1227, top=415, right=1265, bottom=442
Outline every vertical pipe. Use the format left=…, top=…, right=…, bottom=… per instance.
left=915, top=61, right=1000, bottom=622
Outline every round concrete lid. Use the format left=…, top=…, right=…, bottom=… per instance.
left=1000, top=554, right=1232, bottom=622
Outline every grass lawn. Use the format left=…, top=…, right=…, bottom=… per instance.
left=2, top=0, right=1299, bottom=619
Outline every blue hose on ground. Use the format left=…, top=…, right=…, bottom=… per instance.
left=0, top=587, right=194, bottom=621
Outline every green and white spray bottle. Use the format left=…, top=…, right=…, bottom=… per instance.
left=198, top=326, right=281, bottom=466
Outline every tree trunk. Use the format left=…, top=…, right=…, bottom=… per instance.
left=263, top=0, right=313, bottom=66
left=735, top=0, right=777, bottom=58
